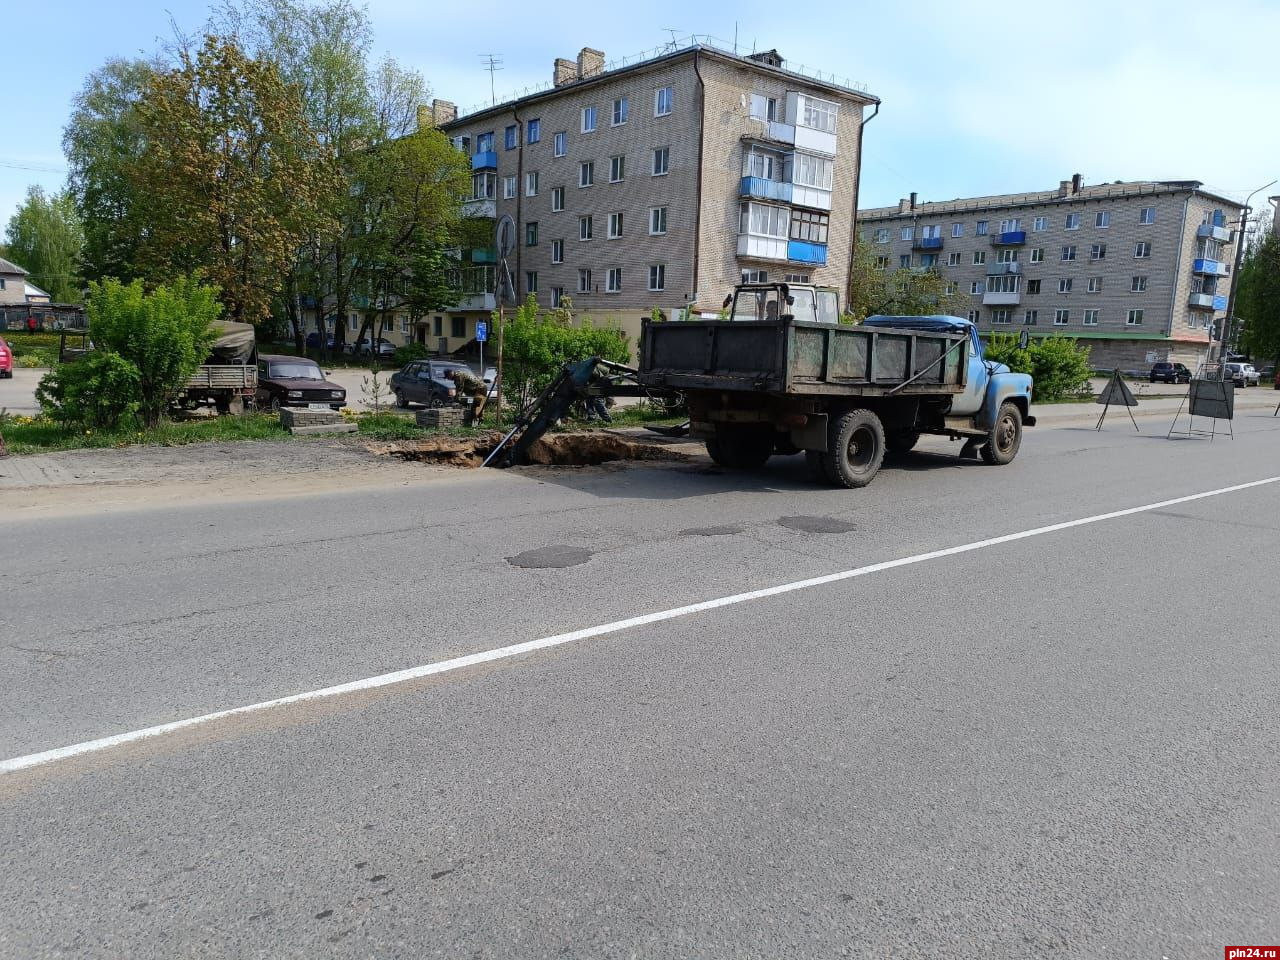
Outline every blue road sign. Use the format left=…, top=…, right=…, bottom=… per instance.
left=476, top=320, right=489, bottom=342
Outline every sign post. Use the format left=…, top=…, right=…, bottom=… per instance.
left=493, top=215, right=518, bottom=425
left=1095, top=368, right=1139, bottom=431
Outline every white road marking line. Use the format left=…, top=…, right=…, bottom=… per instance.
left=4, top=475, right=1278, bottom=775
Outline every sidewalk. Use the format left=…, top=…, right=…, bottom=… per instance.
left=1032, top=389, right=1279, bottom=425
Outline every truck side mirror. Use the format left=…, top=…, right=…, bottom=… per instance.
left=1018, top=330, right=1030, bottom=350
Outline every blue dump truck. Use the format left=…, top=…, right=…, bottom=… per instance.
left=636, top=282, right=1035, bottom=488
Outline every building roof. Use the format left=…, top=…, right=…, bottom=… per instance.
left=24, top=280, right=50, bottom=300
left=860, top=179, right=1243, bottom=220
left=0, top=256, right=29, bottom=276
left=445, top=40, right=878, bottom=129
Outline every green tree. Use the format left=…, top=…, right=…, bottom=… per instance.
left=132, top=35, right=339, bottom=323
left=86, top=277, right=223, bottom=426
left=62, top=58, right=157, bottom=284
left=985, top=332, right=1091, bottom=402
left=498, top=295, right=630, bottom=409
left=3, top=186, right=85, bottom=302
left=1237, top=226, right=1280, bottom=363
left=847, top=239, right=969, bottom=320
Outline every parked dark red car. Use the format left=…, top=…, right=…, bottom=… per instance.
left=254, top=354, right=346, bottom=411
left=0, top=336, right=12, bottom=378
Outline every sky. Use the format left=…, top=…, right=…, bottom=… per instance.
left=4, top=0, right=1280, bottom=240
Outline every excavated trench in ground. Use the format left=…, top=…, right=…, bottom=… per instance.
left=379, top=431, right=688, bottom=469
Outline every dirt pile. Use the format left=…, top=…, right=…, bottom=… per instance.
left=523, top=432, right=688, bottom=466
left=377, top=431, right=503, bottom=468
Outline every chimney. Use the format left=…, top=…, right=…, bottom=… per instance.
left=1072, top=173, right=1083, bottom=194
left=577, top=47, right=605, bottom=80
left=909, top=191, right=918, bottom=211
left=553, top=57, right=577, bottom=87
left=426, top=99, right=456, bottom=128
left=898, top=197, right=911, bottom=215
left=1057, top=179, right=1072, bottom=198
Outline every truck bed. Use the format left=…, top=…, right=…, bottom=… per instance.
left=187, top=365, right=257, bottom=391
left=638, top=319, right=967, bottom=396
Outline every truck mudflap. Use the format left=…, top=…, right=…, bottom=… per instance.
left=1023, top=414, right=1037, bottom=427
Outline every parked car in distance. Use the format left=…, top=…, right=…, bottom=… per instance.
left=389, top=360, right=480, bottom=408
left=1224, top=362, right=1259, bottom=387
left=345, top=336, right=398, bottom=358
left=0, top=336, right=12, bottom=378
left=255, top=354, right=346, bottom=411
left=1149, top=361, right=1191, bottom=384
left=304, top=331, right=336, bottom=350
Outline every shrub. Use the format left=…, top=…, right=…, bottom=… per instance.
left=87, top=276, right=222, bottom=427
left=498, top=295, right=630, bottom=409
left=16, top=349, right=55, bottom=368
left=984, top=333, right=1091, bottom=402
left=394, top=342, right=431, bottom=366
left=35, top=351, right=141, bottom=429
left=984, top=333, right=1031, bottom=373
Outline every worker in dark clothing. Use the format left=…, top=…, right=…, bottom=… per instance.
left=448, top=367, right=488, bottom=418
left=583, top=373, right=613, bottom=422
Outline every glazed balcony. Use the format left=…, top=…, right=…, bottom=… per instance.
left=1192, top=258, right=1230, bottom=277
left=1197, top=223, right=1233, bottom=243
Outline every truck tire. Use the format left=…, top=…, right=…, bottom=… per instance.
left=980, top=401, right=1022, bottom=465
left=708, top=424, right=773, bottom=469
left=885, top=430, right=919, bottom=455
left=825, top=408, right=885, bottom=488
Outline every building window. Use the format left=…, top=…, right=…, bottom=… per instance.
left=552, top=186, right=564, bottom=212
left=649, top=206, right=668, bottom=235
left=988, top=274, right=1018, bottom=294
left=349, top=313, right=358, bottom=331
left=655, top=86, right=673, bottom=116
left=997, top=249, right=1018, bottom=263
left=1024, top=310, right=1038, bottom=325
left=800, top=95, right=838, bottom=133
left=452, top=316, right=465, bottom=338
left=551, top=239, right=563, bottom=264
left=790, top=209, right=829, bottom=243
left=608, top=211, right=623, bottom=239
left=648, top=264, right=666, bottom=291
left=947, top=252, right=961, bottom=266
left=1026, top=279, right=1041, bottom=294
left=578, top=269, right=592, bottom=294
left=972, top=250, right=986, bottom=265
left=920, top=254, right=938, bottom=267
left=609, top=155, right=625, bottom=183
left=1140, top=207, right=1155, bottom=224
left=900, top=255, right=912, bottom=268
left=1061, top=245, right=1077, bottom=261
left=792, top=153, right=833, bottom=191
left=784, top=273, right=811, bottom=284
left=968, top=310, right=981, bottom=323
left=970, top=280, right=985, bottom=294
left=505, top=124, right=518, bottom=150
left=740, top=201, right=788, bottom=239
left=525, top=171, right=539, bottom=197
left=875, top=228, right=890, bottom=243
left=652, top=147, right=670, bottom=176
left=581, top=106, right=597, bottom=133
left=742, top=269, right=769, bottom=283
left=945, top=282, right=958, bottom=295
left=476, top=131, right=494, bottom=153
left=1054, top=309, right=1069, bottom=325
left=503, top=176, right=517, bottom=199
left=606, top=267, right=622, bottom=293
left=748, top=93, right=779, bottom=121
left=991, top=309, right=1011, bottom=325
left=900, top=227, right=913, bottom=241
left=1090, top=243, right=1106, bottom=260
left=952, top=223, right=964, bottom=238
left=1065, top=213, right=1080, bottom=230
left=433, top=316, right=443, bottom=336
left=612, top=96, right=628, bottom=126
left=976, top=220, right=988, bottom=236
left=1083, top=309, right=1099, bottom=326
left=400, top=315, right=409, bottom=335
left=1134, top=241, right=1151, bottom=258
left=526, top=271, right=538, bottom=293
left=1088, top=277, right=1102, bottom=292
left=1030, top=248, right=1044, bottom=263
left=554, top=132, right=567, bottom=157
left=1127, top=309, right=1144, bottom=325
left=579, top=161, right=594, bottom=187
left=527, top=119, right=541, bottom=143
left=525, top=221, right=538, bottom=246
left=876, top=256, right=890, bottom=269
left=550, top=286, right=563, bottom=307
left=1131, top=276, right=1147, bottom=292
left=579, top=215, right=593, bottom=241
left=999, top=218, right=1021, bottom=233
left=1033, top=216, right=1048, bottom=232
left=1059, top=278, right=1073, bottom=293
left=1095, top=211, right=1110, bottom=228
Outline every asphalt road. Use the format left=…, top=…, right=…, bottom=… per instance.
left=2, top=412, right=1279, bottom=958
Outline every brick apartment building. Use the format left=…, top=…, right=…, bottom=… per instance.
left=428, top=40, right=878, bottom=357
left=859, top=177, right=1244, bottom=369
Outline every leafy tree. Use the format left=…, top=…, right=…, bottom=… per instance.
left=63, top=58, right=158, bottom=284
left=1237, top=225, right=1280, bottom=363
left=985, top=332, right=1091, bottom=402
left=499, top=295, right=630, bottom=410
left=132, top=35, right=339, bottom=323
left=35, top=351, right=141, bottom=429
left=3, top=187, right=85, bottom=302
left=847, top=240, right=969, bottom=319
left=85, top=277, right=223, bottom=426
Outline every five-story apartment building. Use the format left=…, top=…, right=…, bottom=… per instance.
left=430, top=41, right=877, bottom=356
left=859, top=177, right=1243, bottom=369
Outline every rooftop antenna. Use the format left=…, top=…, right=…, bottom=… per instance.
left=479, top=53, right=504, bottom=105
left=662, top=28, right=682, bottom=52
left=734, top=22, right=738, bottom=54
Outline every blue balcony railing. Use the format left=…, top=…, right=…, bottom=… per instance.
left=739, top=176, right=793, bottom=203
left=471, top=150, right=497, bottom=171
left=913, top=236, right=943, bottom=251
left=787, top=240, right=828, bottom=265
left=991, top=231, right=1026, bottom=245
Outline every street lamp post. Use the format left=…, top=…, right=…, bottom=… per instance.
left=1220, top=179, right=1276, bottom=363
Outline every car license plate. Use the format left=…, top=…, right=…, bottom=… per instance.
left=307, top=403, right=331, bottom=410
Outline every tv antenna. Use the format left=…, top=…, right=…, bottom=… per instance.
left=661, top=28, right=682, bottom=52
left=479, top=53, right=504, bottom=105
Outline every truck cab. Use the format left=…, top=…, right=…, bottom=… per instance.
left=727, top=283, right=840, bottom=325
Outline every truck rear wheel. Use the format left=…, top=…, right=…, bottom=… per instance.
left=825, top=409, right=885, bottom=488
left=980, top=401, right=1022, bottom=465
left=707, top=424, right=773, bottom=469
